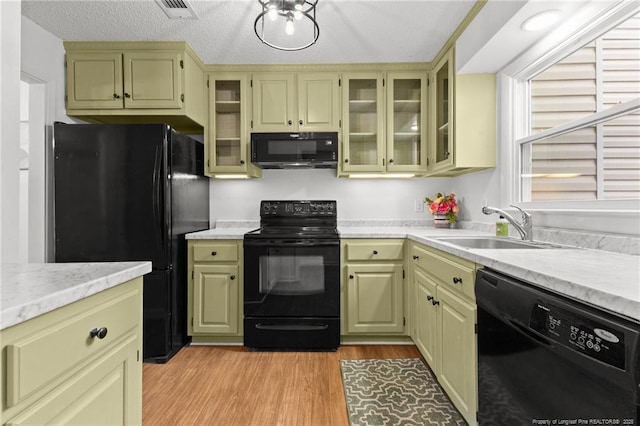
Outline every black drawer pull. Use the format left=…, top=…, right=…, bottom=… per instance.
left=427, top=295, right=433, bottom=301
left=453, top=277, right=463, bottom=284
left=413, top=255, right=419, bottom=260
left=211, top=251, right=217, bottom=256
left=373, top=250, right=378, bottom=255
left=90, top=327, right=108, bottom=339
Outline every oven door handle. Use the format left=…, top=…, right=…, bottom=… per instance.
left=255, top=323, right=329, bottom=331
left=244, top=239, right=339, bottom=247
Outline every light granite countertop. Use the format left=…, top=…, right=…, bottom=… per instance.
left=0, top=261, right=152, bottom=330
left=185, top=225, right=640, bottom=322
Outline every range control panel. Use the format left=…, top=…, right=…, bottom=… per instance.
left=260, top=200, right=337, bottom=217
left=530, top=303, right=626, bottom=369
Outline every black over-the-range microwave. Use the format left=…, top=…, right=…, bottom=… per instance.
left=250, top=132, right=338, bottom=169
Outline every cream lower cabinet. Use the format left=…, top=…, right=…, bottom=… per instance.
left=187, top=240, right=243, bottom=341
left=341, top=239, right=406, bottom=336
left=0, top=278, right=143, bottom=425
left=410, top=242, right=478, bottom=425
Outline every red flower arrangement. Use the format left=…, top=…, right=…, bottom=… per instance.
left=424, top=192, right=459, bottom=223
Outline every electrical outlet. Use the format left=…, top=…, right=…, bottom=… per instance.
left=415, top=199, right=424, bottom=212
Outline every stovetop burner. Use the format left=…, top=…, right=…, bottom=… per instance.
left=245, top=200, right=338, bottom=240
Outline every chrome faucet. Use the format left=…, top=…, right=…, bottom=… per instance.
left=482, top=205, right=533, bottom=241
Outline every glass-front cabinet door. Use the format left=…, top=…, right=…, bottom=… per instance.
left=430, top=49, right=455, bottom=172
left=207, top=72, right=258, bottom=176
left=342, top=73, right=385, bottom=172
left=386, top=72, right=427, bottom=172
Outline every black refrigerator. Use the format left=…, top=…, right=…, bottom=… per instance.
left=53, top=123, right=209, bottom=363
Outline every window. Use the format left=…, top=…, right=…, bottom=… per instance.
left=517, top=11, right=640, bottom=203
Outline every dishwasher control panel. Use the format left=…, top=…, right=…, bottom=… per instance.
left=530, top=303, right=626, bottom=369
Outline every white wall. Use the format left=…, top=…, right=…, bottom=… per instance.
left=1, top=0, right=22, bottom=264
left=20, top=16, right=70, bottom=262
left=210, top=170, right=453, bottom=222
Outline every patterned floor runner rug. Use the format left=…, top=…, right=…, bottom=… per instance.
left=340, top=358, right=466, bottom=426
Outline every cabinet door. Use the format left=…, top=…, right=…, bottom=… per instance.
left=208, top=73, right=250, bottom=173
left=387, top=72, right=427, bottom=172
left=252, top=73, right=295, bottom=132
left=193, top=264, right=239, bottom=335
left=6, top=334, right=140, bottom=426
left=414, top=268, right=438, bottom=372
left=297, top=73, right=340, bottom=131
left=342, top=73, right=385, bottom=172
left=66, top=52, right=124, bottom=109
left=345, top=263, right=403, bottom=334
left=429, top=49, right=455, bottom=173
left=123, top=51, right=182, bottom=109
left=437, top=285, right=477, bottom=424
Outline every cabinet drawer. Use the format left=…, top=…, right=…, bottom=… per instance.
left=344, top=240, right=404, bottom=261
left=193, top=242, right=238, bottom=262
left=411, top=244, right=475, bottom=300
left=5, top=287, right=141, bottom=407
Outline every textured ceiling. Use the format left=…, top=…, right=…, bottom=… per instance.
left=21, top=0, right=477, bottom=64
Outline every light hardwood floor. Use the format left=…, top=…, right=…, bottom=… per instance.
left=143, top=344, right=421, bottom=426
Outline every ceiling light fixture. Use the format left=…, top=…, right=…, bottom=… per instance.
left=521, top=10, right=561, bottom=32
left=255, top=0, right=319, bottom=51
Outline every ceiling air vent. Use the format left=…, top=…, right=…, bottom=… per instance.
left=155, top=0, right=198, bottom=19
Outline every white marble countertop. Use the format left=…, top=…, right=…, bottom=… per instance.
left=186, top=227, right=257, bottom=239
left=0, top=261, right=152, bottom=330
left=185, top=225, right=640, bottom=321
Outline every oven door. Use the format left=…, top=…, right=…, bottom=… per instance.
left=243, top=238, right=340, bottom=318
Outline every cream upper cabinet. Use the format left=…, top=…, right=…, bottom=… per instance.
left=123, top=51, right=183, bottom=109
left=428, top=47, right=496, bottom=176
left=297, top=73, right=341, bottom=131
left=386, top=72, right=428, bottom=172
left=251, top=72, right=340, bottom=132
left=341, top=73, right=386, bottom=172
left=207, top=72, right=260, bottom=178
left=341, top=71, right=427, bottom=175
left=65, top=52, right=124, bottom=109
left=64, top=42, right=206, bottom=132
left=67, top=50, right=181, bottom=109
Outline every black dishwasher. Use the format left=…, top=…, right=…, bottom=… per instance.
left=476, top=268, right=640, bottom=425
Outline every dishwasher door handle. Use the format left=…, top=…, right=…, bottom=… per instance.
left=508, top=318, right=553, bottom=347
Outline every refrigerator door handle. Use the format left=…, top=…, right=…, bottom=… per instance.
left=152, top=145, right=167, bottom=253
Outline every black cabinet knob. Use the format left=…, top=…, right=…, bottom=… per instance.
left=124, top=93, right=131, bottom=98
left=299, top=120, right=303, bottom=125
left=427, top=295, right=433, bottom=301
left=240, top=160, right=245, bottom=165
left=90, top=327, right=108, bottom=339
left=288, top=120, right=292, bottom=125
left=211, top=251, right=217, bottom=256
left=344, top=159, right=349, bottom=163
left=230, top=275, right=236, bottom=280
left=431, top=299, right=440, bottom=306
left=113, top=93, right=121, bottom=99
left=349, top=274, right=354, bottom=279
left=389, top=159, right=394, bottom=163
left=453, top=277, right=463, bottom=284
left=373, top=250, right=378, bottom=255
left=412, top=255, right=419, bottom=260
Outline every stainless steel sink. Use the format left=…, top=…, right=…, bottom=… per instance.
left=436, top=237, right=549, bottom=249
